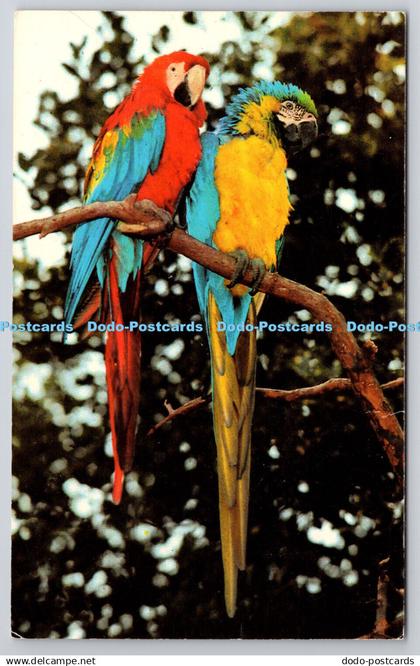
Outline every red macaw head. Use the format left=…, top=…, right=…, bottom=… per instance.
left=138, top=51, right=210, bottom=125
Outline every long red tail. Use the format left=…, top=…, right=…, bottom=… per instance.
left=73, top=241, right=156, bottom=504
left=104, top=250, right=143, bottom=504
left=105, top=327, right=141, bottom=504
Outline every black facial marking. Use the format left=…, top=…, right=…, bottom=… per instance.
left=174, top=80, right=192, bottom=107
left=273, top=113, right=317, bottom=155
left=273, top=114, right=299, bottom=148
left=299, top=120, right=318, bottom=148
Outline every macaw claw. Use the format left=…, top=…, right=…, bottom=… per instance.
left=227, top=250, right=250, bottom=289
left=248, top=258, right=266, bottom=295
left=227, top=250, right=266, bottom=294
left=149, top=217, right=175, bottom=248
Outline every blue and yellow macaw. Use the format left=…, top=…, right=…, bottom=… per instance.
left=185, top=81, right=318, bottom=617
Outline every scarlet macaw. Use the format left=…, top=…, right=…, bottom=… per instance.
left=185, top=81, right=318, bottom=617
left=64, top=52, right=210, bottom=504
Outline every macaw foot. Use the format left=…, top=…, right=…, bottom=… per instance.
left=227, top=250, right=250, bottom=289
left=248, top=257, right=266, bottom=295
left=227, top=250, right=267, bottom=295
left=117, top=198, right=174, bottom=244
left=131, top=201, right=174, bottom=248
left=149, top=219, right=175, bottom=248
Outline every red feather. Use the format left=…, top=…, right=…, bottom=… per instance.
left=105, top=262, right=141, bottom=504
left=76, top=52, right=209, bottom=503
left=101, top=52, right=209, bottom=214
left=105, top=243, right=156, bottom=504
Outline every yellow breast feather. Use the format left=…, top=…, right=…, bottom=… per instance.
left=213, top=136, right=291, bottom=276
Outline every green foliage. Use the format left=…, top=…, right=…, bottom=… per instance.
left=13, top=11, right=404, bottom=638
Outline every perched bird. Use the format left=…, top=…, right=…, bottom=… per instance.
left=64, top=52, right=210, bottom=504
left=185, top=81, right=318, bottom=617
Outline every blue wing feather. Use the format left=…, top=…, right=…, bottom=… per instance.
left=64, top=111, right=165, bottom=327
left=186, top=132, right=251, bottom=356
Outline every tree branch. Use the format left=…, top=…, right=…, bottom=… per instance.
left=13, top=196, right=405, bottom=488
left=147, top=396, right=210, bottom=436
left=374, top=558, right=390, bottom=637
left=146, top=377, right=403, bottom=436
left=358, top=557, right=404, bottom=639
left=258, top=377, right=403, bottom=401
left=12, top=195, right=171, bottom=241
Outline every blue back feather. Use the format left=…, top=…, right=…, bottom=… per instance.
left=186, top=133, right=251, bottom=356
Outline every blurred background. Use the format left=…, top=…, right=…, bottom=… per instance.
left=12, top=11, right=405, bottom=639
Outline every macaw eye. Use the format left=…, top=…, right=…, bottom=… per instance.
left=170, top=66, right=177, bottom=72
left=283, top=101, right=294, bottom=109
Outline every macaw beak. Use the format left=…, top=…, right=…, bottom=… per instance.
left=275, top=112, right=318, bottom=153
left=174, top=64, right=207, bottom=108
left=186, top=64, right=207, bottom=105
